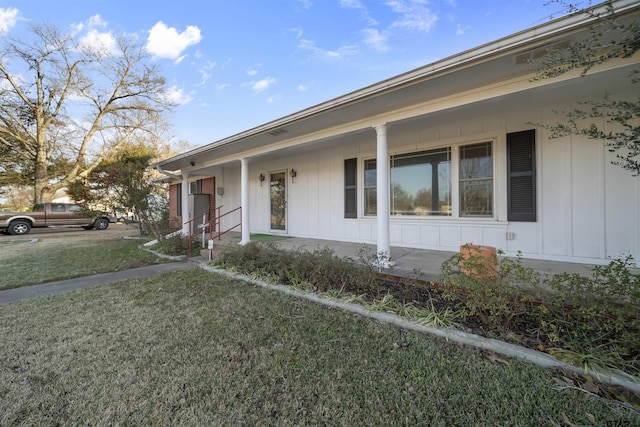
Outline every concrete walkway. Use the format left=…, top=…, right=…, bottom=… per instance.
left=0, top=260, right=201, bottom=305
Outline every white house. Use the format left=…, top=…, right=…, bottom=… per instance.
left=154, top=0, right=640, bottom=265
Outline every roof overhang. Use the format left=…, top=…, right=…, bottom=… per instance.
left=153, top=0, right=640, bottom=174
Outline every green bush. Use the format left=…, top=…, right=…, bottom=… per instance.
left=541, top=256, right=639, bottom=374
left=213, top=242, right=382, bottom=296
left=439, top=248, right=542, bottom=329
left=153, top=234, right=193, bottom=256
left=440, top=250, right=639, bottom=377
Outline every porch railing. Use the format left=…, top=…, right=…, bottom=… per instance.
left=184, top=205, right=242, bottom=257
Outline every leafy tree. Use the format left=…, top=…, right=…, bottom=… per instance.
left=535, top=0, right=640, bottom=175
left=68, top=143, right=169, bottom=236
left=0, top=23, right=174, bottom=203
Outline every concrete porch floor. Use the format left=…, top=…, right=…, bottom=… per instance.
left=203, top=232, right=608, bottom=282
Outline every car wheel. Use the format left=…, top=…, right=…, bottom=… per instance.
left=94, top=218, right=109, bottom=230
left=8, top=220, right=31, bottom=235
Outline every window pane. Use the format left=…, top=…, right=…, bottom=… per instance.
left=460, top=141, right=493, bottom=216
left=460, top=180, right=493, bottom=216
left=460, top=143, right=492, bottom=179
left=365, top=188, right=377, bottom=215
left=364, top=159, right=376, bottom=187
left=390, top=148, right=451, bottom=216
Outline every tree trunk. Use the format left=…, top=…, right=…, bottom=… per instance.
left=33, top=132, right=50, bottom=204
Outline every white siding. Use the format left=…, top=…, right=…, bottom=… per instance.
left=209, top=80, right=639, bottom=264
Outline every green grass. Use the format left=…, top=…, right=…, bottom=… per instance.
left=1, top=269, right=637, bottom=426
left=0, top=238, right=164, bottom=291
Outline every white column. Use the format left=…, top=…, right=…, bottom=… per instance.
left=181, top=173, right=190, bottom=235
left=240, top=157, right=250, bottom=245
left=375, top=124, right=391, bottom=265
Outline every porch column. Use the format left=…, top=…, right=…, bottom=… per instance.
left=375, top=123, right=391, bottom=264
left=240, top=157, right=250, bottom=245
left=181, top=173, right=190, bottom=235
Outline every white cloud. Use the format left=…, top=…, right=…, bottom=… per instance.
left=215, top=83, right=229, bottom=91
left=297, top=0, right=312, bottom=9
left=340, top=0, right=364, bottom=9
left=298, top=38, right=358, bottom=60
left=298, top=84, right=309, bottom=92
left=340, top=0, right=378, bottom=26
left=79, top=29, right=119, bottom=57
left=165, top=85, right=194, bottom=105
left=70, top=22, right=84, bottom=36
left=251, top=77, right=276, bottom=93
left=196, top=60, right=216, bottom=87
left=87, top=14, right=107, bottom=28
left=0, top=7, right=19, bottom=34
left=386, top=0, right=438, bottom=33
left=290, top=27, right=304, bottom=39
left=246, top=66, right=260, bottom=76
left=362, top=28, right=388, bottom=52
left=146, top=21, right=202, bottom=61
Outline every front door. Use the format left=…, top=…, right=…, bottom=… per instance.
left=270, top=171, right=286, bottom=231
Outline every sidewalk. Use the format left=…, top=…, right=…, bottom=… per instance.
left=0, top=260, right=201, bottom=305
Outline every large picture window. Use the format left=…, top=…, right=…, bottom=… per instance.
left=390, top=148, right=451, bottom=216
left=354, top=140, right=494, bottom=218
left=460, top=142, right=493, bottom=216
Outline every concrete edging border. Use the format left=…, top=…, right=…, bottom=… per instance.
left=200, top=264, right=640, bottom=395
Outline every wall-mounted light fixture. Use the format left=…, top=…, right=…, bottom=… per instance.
left=290, top=169, right=297, bottom=182
left=258, top=173, right=265, bottom=186
left=190, top=161, right=195, bottom=167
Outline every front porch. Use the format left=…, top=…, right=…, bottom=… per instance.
left=203, top=232, right=606, bottom=282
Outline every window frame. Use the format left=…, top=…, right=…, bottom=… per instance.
left=355, top=138, right=498, bottom=220
left=363, top=158, right=377, bottom=216
left=459, top=141, right=494, bottom=217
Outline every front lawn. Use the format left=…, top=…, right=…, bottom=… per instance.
left=1, top=269, right=637, bottom=425
left=0, top=231, right=162, bottom=291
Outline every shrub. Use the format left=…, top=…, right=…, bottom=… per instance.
left=540, top=255, right=639, bottom=374
left=213, top=242, right=382, bottom=296
left=439, top=248, right=542, bottom=329
left=153, top=234, right=193, bottom=256
left=440, top=250, right=639, bottom=377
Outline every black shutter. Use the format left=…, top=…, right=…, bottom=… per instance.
left=176, top=183, right=182, bottom=216
left=507, top=130, right=536, bottom=222
left=344, top=158, right=357, bottom=218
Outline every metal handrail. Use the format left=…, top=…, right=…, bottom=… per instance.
left=210, top=206, right=241, bottom=241
left=184, top=205, right=242, bottom=257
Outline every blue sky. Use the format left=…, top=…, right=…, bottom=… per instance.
left=0, top=0, right=577, bottom=147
